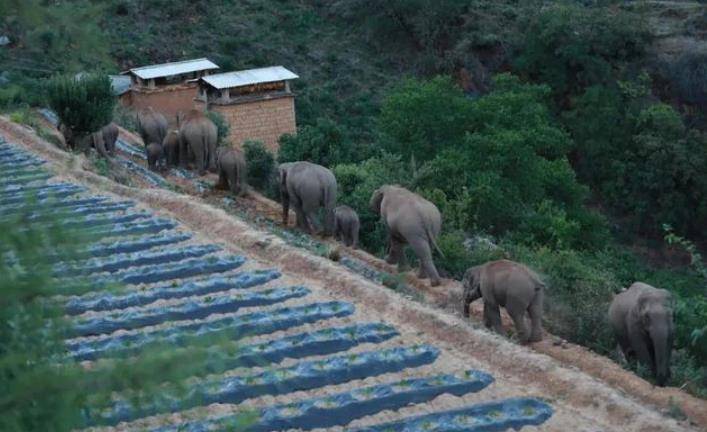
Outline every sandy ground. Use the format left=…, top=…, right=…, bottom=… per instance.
left=2, top=117, right=706, bottom=432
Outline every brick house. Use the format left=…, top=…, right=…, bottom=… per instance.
left=122, top=58, right=219, bottom=124
left=195, top=66, right=299, bottom=152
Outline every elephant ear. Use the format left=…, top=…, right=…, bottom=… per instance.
left=370, top=188, right=384, bottom=214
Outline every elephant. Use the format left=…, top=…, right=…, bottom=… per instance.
left=89, top=130, right=111, bottom=158
left=215, top=147, right=247, bottom=196
left=278, top=161, right=337, bottom=235
left=178, top=109, right=217, bottom=175
left=101, top=122, right=119, bottom=157
left=137, top=107, right=168, bottom=149
left=609, top=282, right=674, bottom=386
left=370, top=185, right=443, bottom=286
left=461, top=259, right=545, bottom=343
left=146, top=142, right=164, bottom=171
left=334, top=205, right=360, bottom=248
left=163, top=130, right=180, bottom=168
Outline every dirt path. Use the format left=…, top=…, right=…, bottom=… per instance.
left=3, top=117, right=705, bottom=431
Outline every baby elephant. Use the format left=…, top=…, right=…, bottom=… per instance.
left=215, top=147, right=247, bottom=196
left=334, top=205, right=360, bottom=248
left=609, top=282, right=674, bottom=386
left=146, top=142, right=163, bottom=171
left=462, top=259, right=545, bottom=343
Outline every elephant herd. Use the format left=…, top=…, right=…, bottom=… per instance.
left=104, top=109, right=677, bottom=387
left=135, top=107, right=246, bottom=195
left=275, top=160, right=676, bottom=387
left=461, top=260, right=675, bottom=386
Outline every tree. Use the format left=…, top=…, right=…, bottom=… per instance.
left=46, top=74, right=115, bottom=150
left=514, top=4, right=651, bottom=101
left=378, top=76, right=472, bottom=162
left=278, top=118, right=369, bottom=167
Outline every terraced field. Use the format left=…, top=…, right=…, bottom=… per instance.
left=0, top=139, right=555, bottom=431
left=2, top=119, right=703, bottom=432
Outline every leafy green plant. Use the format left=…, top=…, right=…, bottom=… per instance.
left=46, top=73, right=115, bottom=150
left=243, top=140, right=276, bottom=196
left=206, top=110, right=230, bottom=146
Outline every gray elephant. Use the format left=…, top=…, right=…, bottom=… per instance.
left=163, top=130, right=180, bottom=168
left=279, top=161, right=337, bottom=235
left=146, top=142, right=163, bottom=171
left=101, top=122, right=119, bottom=157
left=137, top=108, right=168, bottom=148
left=334, top=205, right=360, bottom=248
left=215, top=147, right=247, bottom=196
left=89, top=131, right=110, bottom=159
left=370, top=185, right=443, bottom=286
left=609, top=282, right=674, bottom=386
left=462, top=260, right=545, bottom=343
left=178, top=109, right=217, bottom=175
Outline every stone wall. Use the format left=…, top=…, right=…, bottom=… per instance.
left=211, top=95, right=296, bottom=152
left=128, top=84, right=200, bottom=126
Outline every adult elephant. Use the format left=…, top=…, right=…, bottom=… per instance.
left=215, top=147, right=247, bottom=196
left=370, top=185, right=443, bottom=286
left=101, top=122, right=119, bottom=157
left=462, top=260, right=545, bottom=343
left=136, top=108, right=167, bottom=148
left=278, top=161, right=337, bottom=235
left=609, top=282, right=675, bottom=386
left=179, top=110, right=217, bottom=175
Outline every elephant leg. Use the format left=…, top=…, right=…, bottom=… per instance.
left=351, top=226, right=359, bottom=249
left=227, top=167, right=239, bottom=195
left=506, top=299, right=531, bottom=343
left=409, top=238, right=440, bottom=286
left=195, top=149, right=206, bottom=176
left=528, top=289, right=544, bottom=342
left=483, top=302, right=504, bottom=334
left=386, top=235, right=404, bottom=266
left=630, top=331, right=656, bottom=376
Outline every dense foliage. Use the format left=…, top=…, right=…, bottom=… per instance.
left=243, top=140, right=277, bottom=196
left=46, top=73, right=115, bottom=148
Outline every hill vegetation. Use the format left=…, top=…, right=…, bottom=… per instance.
left=1, top=0, right=705, bottom=396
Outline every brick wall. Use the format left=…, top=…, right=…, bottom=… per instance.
left=128, top=84, right=200, bottom=126
left=212, top=95, right=296, bottom=153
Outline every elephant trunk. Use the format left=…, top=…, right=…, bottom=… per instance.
left=650, top=325, right=671, bottom=386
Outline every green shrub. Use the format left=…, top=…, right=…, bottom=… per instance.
left=514, top=3, right=651, bottom=98
left=278, top=117, right=370, bottom=166
left=46, top=73, right=116, bottom=150
left=206, top=110, right=230, bottom=146
left=243, top=140, right=276, bottom=196
left=378, top=76, right=472, bottom=163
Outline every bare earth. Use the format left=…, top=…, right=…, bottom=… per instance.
left=2, top=116, right=706, bottom=432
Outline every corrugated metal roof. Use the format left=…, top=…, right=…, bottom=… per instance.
left=125, top=58, right=219, bottom=80
left=201, top=66, right=298, bottom=90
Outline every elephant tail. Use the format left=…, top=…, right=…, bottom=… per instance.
left=425, top=225, right=445, bottom=258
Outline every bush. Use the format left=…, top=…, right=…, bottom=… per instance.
left=243, top=140, right=277, bottom=196
left=278, top=118, right=370, bottom=166
left=378, top=76, right=472, bottom=163
left=46, top=73, right=115, bottom=149
left=206, top=110, right=230, bottom=146
left=514, top=4, right=651, bottom=98
left=415, top=74, right=606, bottom=249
